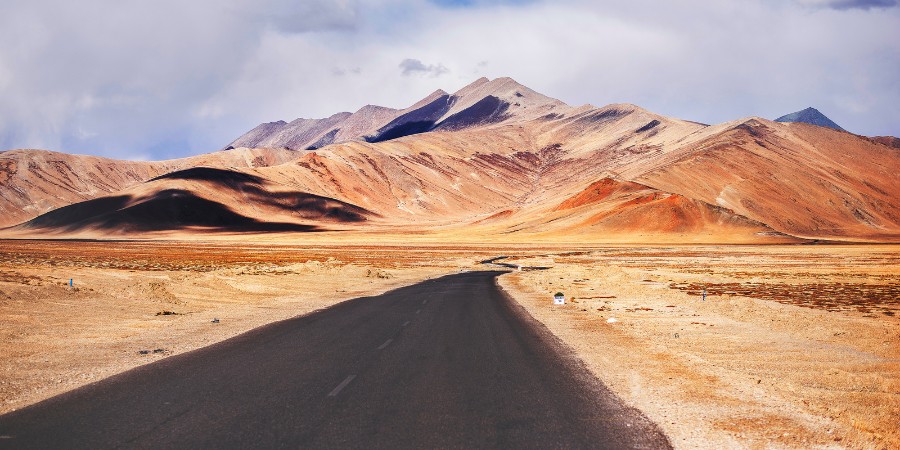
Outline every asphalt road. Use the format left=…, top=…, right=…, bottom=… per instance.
left=0, top=270, right=671, bottom=449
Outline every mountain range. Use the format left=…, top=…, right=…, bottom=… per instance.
left=224, top=77, right=569, bottom=150
left=1, top=77, right=898, bottom=243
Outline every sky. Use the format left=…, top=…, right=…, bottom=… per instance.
left=0, top=0, right=898, bottom=160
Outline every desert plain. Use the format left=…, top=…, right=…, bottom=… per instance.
left=0, top=238, right=896, bottom=449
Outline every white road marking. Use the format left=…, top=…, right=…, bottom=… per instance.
left=377, top=338, right=393, bottom=350
left=402, top=321, right=410, bottom=327
left=416, top=309, right=421, bottom=314
left=328, top=375, right=356, bottom=397
left=422, top=299, right=428, bottom=304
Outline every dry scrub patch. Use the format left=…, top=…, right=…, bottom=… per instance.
left=499, top=245, right=899, bottom=449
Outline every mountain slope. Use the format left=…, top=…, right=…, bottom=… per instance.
left=15, top=167, right=375, bottom=235
left=871, top=136, right=900, bottom=149
left=462, top=177, right=784, bottom=242
left=223, top=121, right=289, bottom=150
left=633, top=120, right=900, bottom=240
left=223, top=77, right=573, bottom=151
left=0, top=147, right=302, bottom=227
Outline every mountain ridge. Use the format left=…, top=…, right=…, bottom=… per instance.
left=223, top=77, right=574, bottom=151
left=3, top=77, right=899, bottom=242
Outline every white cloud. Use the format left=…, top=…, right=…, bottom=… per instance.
left=399, top=58, right=450, bottom=77
left=0, top=0, right=898, bottom=159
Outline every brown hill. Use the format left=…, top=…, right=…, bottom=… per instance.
left=0, top=147, right=301, bottom=227
left=550, top=178, right=778, bottom=235
left=15, top=167, right=375, bottom=236
left=459, top=177, right=786, bottom=243
left=3, top=77, right=898, bottom=242
left=633, top=120, right=900, bottom=240
left=871, top=136, right=900, bottom=149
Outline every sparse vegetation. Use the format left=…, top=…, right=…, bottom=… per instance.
left=1, top=240, right=897, bottom=448
left=366, top=268, right=393, bottom=279
left=502, top=245, right=900, bottom=449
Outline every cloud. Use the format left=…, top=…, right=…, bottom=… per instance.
left=0, top=0, right=369, bottom=158
left=794, top=0, right=898, bottom=10
left=0, top=0, right=898, bottom=159
left=399, top=58, right=450, bottom=77
left=430, top=0, right=537, bottom=7
left=249, top=0, right=361, bottom=33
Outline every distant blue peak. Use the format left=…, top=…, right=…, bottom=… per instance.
left=774, top=107, right=845, bottom=132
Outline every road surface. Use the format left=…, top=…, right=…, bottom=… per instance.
left=0, top=270, right=671, bottom=449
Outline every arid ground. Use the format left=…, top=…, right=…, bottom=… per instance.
left=1, top=240, right=897, bottom=449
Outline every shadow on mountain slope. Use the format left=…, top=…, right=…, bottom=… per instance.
left=150, top=167, right=266, bottom=186
left=240, top=185, right=376, bottom=223
left=20, top=190, right=320, bottom=233
left=434, top=96, right=511, bottom=131
left=152, top=167, right=377, bottom=222
left=365, top=94, right=455, bottom=143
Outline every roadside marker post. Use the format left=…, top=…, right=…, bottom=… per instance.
left=553, top=292, right=565, bottom=305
